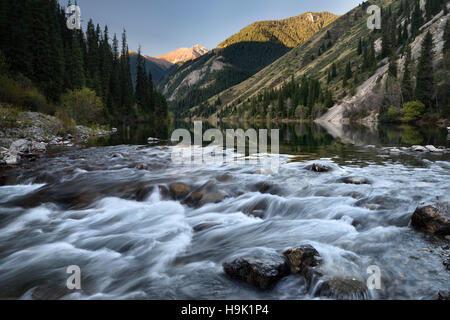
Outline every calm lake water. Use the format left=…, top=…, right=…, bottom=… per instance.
left=0, top=121, right=449, bottom=300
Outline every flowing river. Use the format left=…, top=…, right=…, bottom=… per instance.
left=0, top=122, right=449, bottom=300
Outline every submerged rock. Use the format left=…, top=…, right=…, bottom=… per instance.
left=223, top=251, right=289, bottom=290
left=283, top=245, right=322, bottom=274
left=306, top=163, right=331, bottom=173
left=193, top=222, right=221, bottom=232
left=339, top=176, right=371, bottom=185
left=411, top=205, right=450, bottom=235
left=313, top=278, right=369, bottom=300
left=199, top=192, right=227, bottom=206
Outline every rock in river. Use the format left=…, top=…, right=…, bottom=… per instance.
left=339, top=176, right=371, bottom=185
left=313, top=278, right=369, bottom=300
left=306, top=163, right=331, bottom=172
left=223, top=250, right=289, bottom=290
left=169, top=183, right=191, bottom=200
left=283, top=245, right=322, bottom=274
left=411, top=205, right=450, bottom=236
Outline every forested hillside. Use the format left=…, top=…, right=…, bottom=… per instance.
left=158, top=12, right=339, bottom=117
left=194, top=0, right=449, bottom=125
left=0, top=0, right=168, bottom=130
left=218, top=12, right=339, bottom=48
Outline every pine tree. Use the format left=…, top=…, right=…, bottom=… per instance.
left=402, top=45, right=414, bottom=102
left=415, top=32, right=435, bottom=110
left=357, top=38, right=363, bottom=55
left=388, top=53, right=398, bottom=78
left=331, top=63, right=337, bottom=78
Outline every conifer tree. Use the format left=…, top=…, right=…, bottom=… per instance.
left=401, top=45, right=414, bottom=102
left=415, top=32, right=435, bottom=110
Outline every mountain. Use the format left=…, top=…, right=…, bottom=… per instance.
left=190, top=0, right=449, bottom=124
left=129, top=52, right=176, bottom=84
left=156, top=44, right=209, bottom=64
left=157, top=12, right=339, bottom=115
left=218, top=12, right=336, bottom=48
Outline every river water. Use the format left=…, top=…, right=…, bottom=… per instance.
left=0, top=122, right=449, bottom=300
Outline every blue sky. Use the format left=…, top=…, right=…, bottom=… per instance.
left=59, top=0, right=361, bottom=57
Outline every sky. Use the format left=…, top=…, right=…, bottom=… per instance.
left=59, top=0, right=362, bottom=57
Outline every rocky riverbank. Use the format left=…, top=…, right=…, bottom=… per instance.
left=0, top=111, right=116, bottom=166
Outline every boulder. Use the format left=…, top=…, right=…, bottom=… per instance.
left=425, top=145, right=444, bottom=153
left=283, top=245, right=322, bottom=274
left=411, top=205, right=450, bottom=235
left=5, top=154, right=20, bottom=165
left=9, top=139, right=31, bottom=155
left=31, top=141, right=46, bottom=153
left=411, top=145, right=428, bottom=152
left=169, top=183, right=191, bottom=199
left=314, top=278, right=368, bottom=299
left=339, top=176, right=371, bottom=185
left=199, top=192, right=227, bottom=206
left=223, top=251, right=289, bottom=290
left=306, top=163, right=331, bottom=172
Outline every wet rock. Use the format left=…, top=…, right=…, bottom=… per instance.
left=339, top=176, right=371, bottom=185
left=438, top=291, right=450, bottom=300
left=199, top=192, right=227, bottom=206
left=148, top=137, right=160, bottom=144
left=389, top=148, right=401, bottom=153
left=5, top=154, right=20, bottom=165
left=249, top=210, right=265, bottom=219
left=169, top=183, right=191, bottom=199
left=253, top=181, right=281, bottom=195
left=0, top=175, right=6, bottom=186
left=306, top=163, right=331, bottom=172
left=314, top=278, right=369, bottom=300
left=283, top=245, right=322, bottom=274
left=9, top=139, right=32, bottom=155
left=223, top=251, right=289, bottom=290
left=412, top=145, right=428, bottom=152
left=158, top=185, right=171, bottom=199
left=411, top=205, right=450, bottom=235
left=135, top=186, right=153, bottom=202
left=185, top=189, right=207, bottom=205
left=426, top=145, right=444, bottom=153
left=158, top=146, right=168, bottom=151
left=31, top=141, right=46, bottom=153
left=193, top=222, right=221, bottom=232
left=216, top=173, right=232, bottom=182
left=135, top=163, right=146, bottom=170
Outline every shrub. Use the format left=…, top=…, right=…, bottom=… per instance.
left=401, top=101, right=425, bottom=123
left=55, top=110, right=76, bottom=135
left=59, top=88, right=104, bottom=126
left=0, top=105, right=20, bottom=128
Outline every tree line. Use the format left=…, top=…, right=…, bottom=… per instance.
left=0, top=0, right=168, bottom=127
